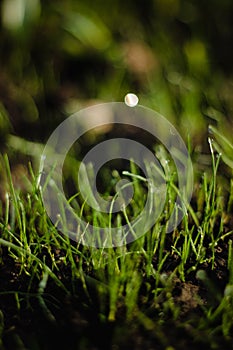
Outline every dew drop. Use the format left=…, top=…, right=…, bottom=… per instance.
left=124, top=93, right=139, bottom=107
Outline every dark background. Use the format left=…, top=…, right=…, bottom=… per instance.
left=0, top=0, right=232, bottom=153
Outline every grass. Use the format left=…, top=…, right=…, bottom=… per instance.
left=0, top=128, right=233, bottom=350
left=0, top=1, right=232, bottom=348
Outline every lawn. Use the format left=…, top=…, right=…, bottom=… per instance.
left=0, top=1, right=233, bottom=349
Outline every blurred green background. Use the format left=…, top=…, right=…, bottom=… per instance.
left=0, top=0, right=233, bottom=160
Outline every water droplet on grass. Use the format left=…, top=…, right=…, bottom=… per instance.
left=124, top=93, right=139, bottom=107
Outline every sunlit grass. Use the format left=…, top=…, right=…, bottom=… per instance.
left=0, top=132, right=233, bottom=348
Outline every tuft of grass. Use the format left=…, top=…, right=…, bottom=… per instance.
left=0, top=134, right=233, bottom=349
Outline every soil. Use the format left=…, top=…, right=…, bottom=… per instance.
left=0, top=231, right=233, bottom=350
